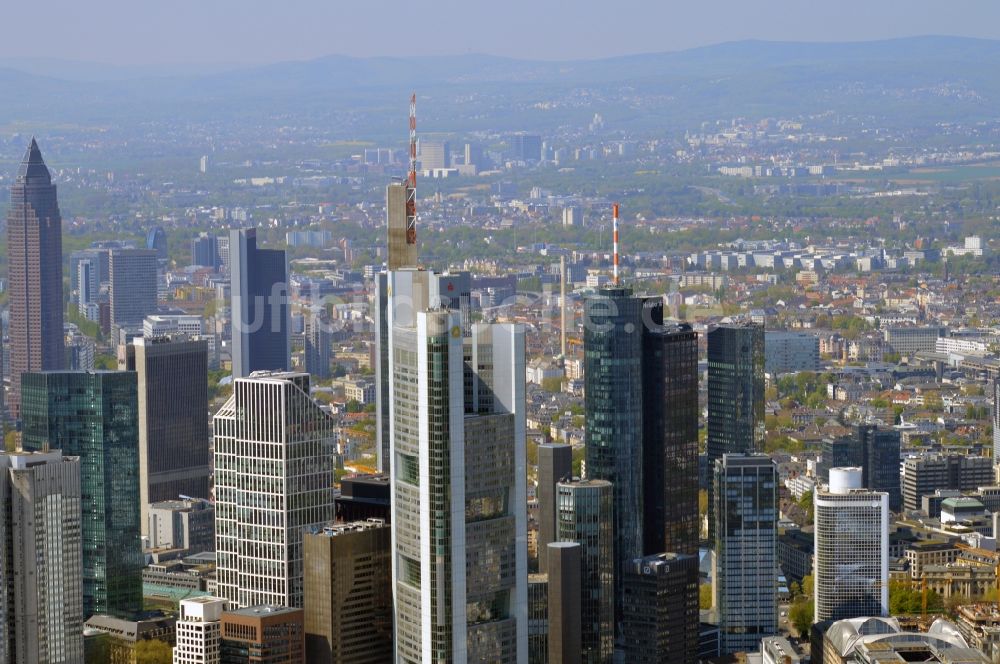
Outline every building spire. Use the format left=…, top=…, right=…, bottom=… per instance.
left=17, top=136, right=50, bottom=183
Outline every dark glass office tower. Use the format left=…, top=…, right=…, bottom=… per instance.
left=713, top=454, right=778, bottom=655
left=7, top=139, right=65, bottom=418
left=706, top=323, right=765, bottom=544
left=123, top=337, right=210, bottom=535
left=20, top=371, right=143, bottom=618
left=643, top=322, right=699, bottom=556
left=585, top=287, right=701, bottom=629
left=146, top=226, right=168, bottom=260
left=621, top=552, right=700, bottom=663
left=858, top=424, right=902, bottom=511
left=557, top=480, right=613, bottom=664
left=230, top=228, right=290, bottom=378
left=584, top=287, right=645, bottom=624
left=537, top=443, right=573, bottom=573
left=817, top=435, right=863, bottom=483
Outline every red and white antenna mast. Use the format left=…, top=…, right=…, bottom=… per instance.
left=612, top=202, right=620, bottom=285
left=406, top=93, right=417, bottom=245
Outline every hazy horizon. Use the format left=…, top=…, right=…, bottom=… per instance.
left=3, top=0, right=1000, bottom=66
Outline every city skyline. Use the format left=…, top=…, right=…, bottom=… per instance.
left=6, top=11, right=1000, bottom=662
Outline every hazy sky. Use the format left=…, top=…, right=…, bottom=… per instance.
left=4, top=0, right=1000, bottom=65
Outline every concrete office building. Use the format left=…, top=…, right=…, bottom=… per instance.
left=621, top=553, right=700, bottom=663
left=418, top=139, right=449, bottom=170
left=147, top=498, right=215, bottom=553
left=123, top=336, right=210, bottom=535
left=814, top=468, right=889, bottom=623
left=7, top=139, right=65, bottom=418
left=707, top=323, right=765, bottom=546
left=86, top=613, right=176, bottom=661
left=214, top=372, right=336, bottom=609
left=143, top=314, right=205, bottom=339
left=0, top=451, right=84, bottom=664
left=174, top=597, right=230, bottom=664
left=884, top=326, right=946, bottom=356
left=230, top=228, right=290, bottom=378
left=585, top=287, right=700, bottom=628
left=901, top=454, right=994, bottom=512
left=386, top=268, right=527, bottom=663
left=764, top=331, right=820, bottom=374
left=714, top=454, right=778, bottom=655
left=303, top=520, right=392, bottom=664
left=562, top=206, right=584, bottom=227
left=20, top=370, right=143, bottom=618
left=557, top=479, right=613, bottom=664
left=109, top=248, right=159, bottom=333
left=547, top=542, right=582, bottom=664
left=220, top=606, right=304, bottom=664
left=537, top=443, right=573, bottom=573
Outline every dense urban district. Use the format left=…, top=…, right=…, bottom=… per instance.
left=5, top=36, right=1000, bottom=664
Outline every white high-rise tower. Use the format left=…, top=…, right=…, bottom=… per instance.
left=213, top=371, right=336, bottom=608
left=814, top=467, right=889, bottom=623
left=386, top=268, right=527, bottom=663
left=0, top=451, right=84, bottom=664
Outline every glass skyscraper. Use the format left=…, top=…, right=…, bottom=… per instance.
left=386, top=268, right=527, bottom=663
left=713, top=453, right=778, bottom=655
left=642, top=321, right=699, bottom=557
left=123, top=336, right=211, bottom=535
left=20, top=371, right=143, bottom=618
left=706, top=323, right=765, bottom=545
left=229, top=228, right=290, bottom=378
left=556, top=479, right=613, bottom=664
left=584, top=287, right=700, bottom=635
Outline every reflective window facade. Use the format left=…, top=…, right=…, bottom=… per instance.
left=706, top=324, right=765, bottom=546
left=20, top=371, right=143, bottom=618
left=557, top=480, right=613, bottom=664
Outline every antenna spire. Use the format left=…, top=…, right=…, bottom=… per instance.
left=406, top=93, right=417, bottom=245
left=612, top=202, right=620, bottom=285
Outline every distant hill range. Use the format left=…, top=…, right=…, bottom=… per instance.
left=2, top=36, right=999, bottom=133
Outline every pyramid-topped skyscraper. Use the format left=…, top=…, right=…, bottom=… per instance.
left=7, top=138, right=65, bottom=418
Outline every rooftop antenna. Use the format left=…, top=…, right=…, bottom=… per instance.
left=612, top=202, right=621, bottom=285
left=406, top=93, right=417, bottom=245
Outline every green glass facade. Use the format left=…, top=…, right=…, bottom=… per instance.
left=583, top=287, right=645, bottom=626
left=584, top=287, right=701, bottom=640
left=21, top=371, right=143, bottom=618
